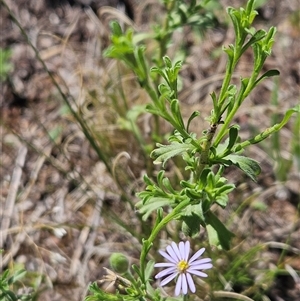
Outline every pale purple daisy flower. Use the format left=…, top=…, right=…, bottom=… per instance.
left=154, top=241, right=212, bottom=296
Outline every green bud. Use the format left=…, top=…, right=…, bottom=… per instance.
left=109, top=253, right=129, bottom=274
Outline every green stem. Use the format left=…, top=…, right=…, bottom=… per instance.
left=218, top=42, right=243, bottom=109
left=237, top=105, right=299, bottom=152
left=214, top=99, right=239, bottom=146
left=139, top=199, right=190, bottom=283
left=196, top=123, right=218, bottom=178
left=236, top=123, right=282, bottom=150
left=144, top=83, right=160, bottom=104
left=156, top=0, right=175, bottom=68
left=214, top=73, right=250, bottom=146
left=218, top=60, right=234, bottom=108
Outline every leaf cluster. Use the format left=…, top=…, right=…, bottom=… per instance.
left=0, top=269, right=33, bottom=301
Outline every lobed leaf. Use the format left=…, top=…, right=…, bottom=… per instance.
left=137, top=197, right=175, bottom=221
left=151, top=142, right=194, bottom=167
left=206, top=210, right=235, bottom=250
left=226, top=154, right=261, bottom=181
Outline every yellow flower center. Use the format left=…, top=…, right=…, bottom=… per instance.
left=177, top=260, right=189, bottom=273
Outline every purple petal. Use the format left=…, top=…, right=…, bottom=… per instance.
left=155, top=266, right=177, bottom=279
left=175, top=274, right=182, bottom=296
left=189, top=258, right=212, bottom=267
left=189, top=247, right=205, bottom=263
left=187, top=269, right=208, bottom=278
left=186, top=273, right=196, bottom=293
left=179, top=241, right=188, bottom=261
left=154, top=262, right=176, bottom=268
left=166, top=245, right=179, bottom=262
left=160, top=272, right=178, bottom=286
left=159, top=249, right=177, bottom=263
left=191, top=263, right=213, bottom=270
left=204, top=263, right=213, bottom=270
left=184, top=241, right=190, bottom=261
left=181, top=273, right=188, bottom=294
left=171, top=242, right=182, bottom=260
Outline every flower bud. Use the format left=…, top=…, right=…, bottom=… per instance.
left=109, top=253, right=129, bottom=274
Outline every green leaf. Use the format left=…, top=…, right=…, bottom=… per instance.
left=8, top=269, right=26, bottom=284
left=187, top=111, right=200, bottom=132
left=173, top=60, right=183, bottom=78
left=137, top=197, right=174, bottom=220
left=163, top=55, right=172, bottom=68
left=132, top=264, right=142, bottom=279
left=241, top=29, right=266, bottom=53
left=215, top=194, right=229, bottom=207
left=150, top=66, right=164, bottom=77
left=210, top=91, right=218, bottom=113
left=111, top=21, right=123, bottom=36
left=181, top=204, right=205, bottom=237
left=144, top=260, right=155, bottom=282
left=157, top=83, right=172, bottom=98
left=206, top=224, right=219, bottom=247
left=151, top=142, right=194, bottom=167
left=142, top=238, right=153, bottom=254
left=183, top=187, right=203, bottom=199
left=206, top=210, right=234, bottom=250
left=277, top=105, right=300, bottom=128
left=216, top=183, right=235, bottom=196
left=145, top=103, right=160, bottom=116
left=162, top=177, right=177, bottom=194
left=126, top=104, right=148, bottom=121
left=227, top=8, right=241, bottom=40
left=199, top=168, right=210, bottom=186
left=170, top=99, right=184, bottom=128
left=223, top=44, right=234, bottom=61
left=182, top=218, right=200, bottom=237
left=226, top=154, right=261, bottom=181
left=157, top=170, right=165, bottom=188
left=254, top=69, right=280, bottom=86
left=227, top=126, right=239, bottom=150
left=142, top=174, right=153, bottom=186
left=0, top=290, right=18, bottom=301
left=1, top=269, right=10, bottom=282
left=136, top=46, right=148, bottom=79
left=153, top=208, right=163, bottom=229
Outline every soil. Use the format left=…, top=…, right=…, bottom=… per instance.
left=1, top=0, right=299, bottom=300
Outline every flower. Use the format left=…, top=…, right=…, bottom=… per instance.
left=52, top=227, right=67, bottom=238
left=154, top=241, right=212, bottom=296
left=99, top=267, right=131, bottom=292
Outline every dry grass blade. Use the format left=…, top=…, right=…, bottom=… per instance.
left=99, top=6, right=137, bottom=30
left=0, top=199, right=47, bottom=268
left=1, top=144, right=27, bottom=249
left=213, top=291, right=255, bottom=301
left=17, top=145, right=53, bottom=204
left=70, top=199, right=103, bottom=279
